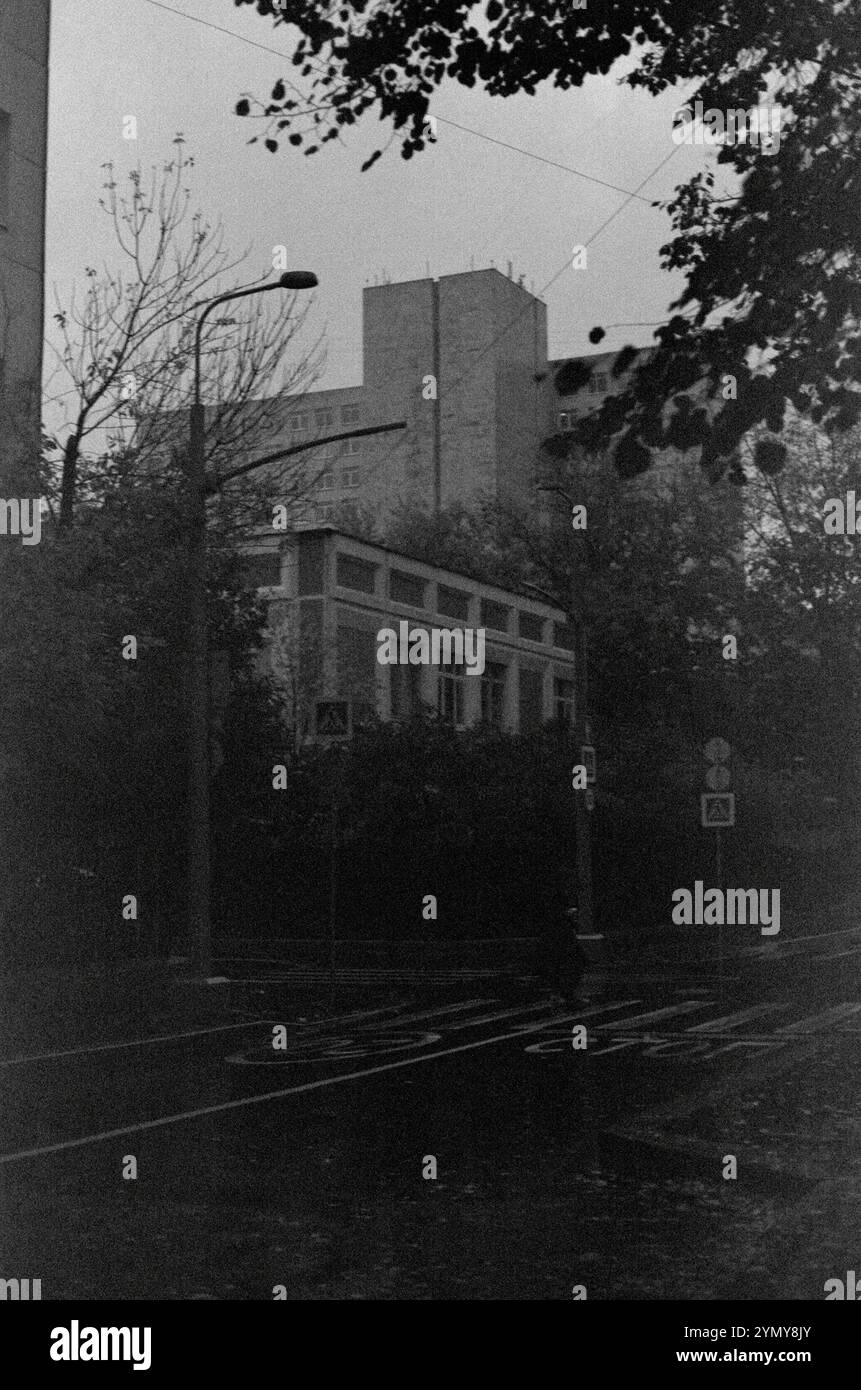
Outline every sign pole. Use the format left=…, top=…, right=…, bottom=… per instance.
left=328, top=783, right=337, bottom=1009
left=715, top=825, right=723, bottom=1003
left=702, top=738, right=734, bottom=1004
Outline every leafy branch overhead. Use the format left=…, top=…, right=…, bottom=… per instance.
left=233, top=0, right=860, bottom=473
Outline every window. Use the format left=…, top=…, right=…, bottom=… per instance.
left=558, top=411, right=572, bottom=430
left=337, top=625, right=377, bottom=702
left=480, top=599, right=509, bottom=633
left=314, top=407, right=333, bottom=428
left=437, top=585, right=470, bottom=621
left=351, top=701, right=376, bottom=730
left=554, top=677, right=576, bottom=727
left=518, top=611, right=545, bottom=643
left=391, top=662, right=423, bottom=720
left=336, top=553, right=377, bottom=593
left=554, top=622, right=577, bottom=652
left=341, top=403, right=361, bottom=425
left=390, top=569, right=426, bottom=607
left=519, top=669, right=544, bottom=733
left=290, top=411, right=310, bottom=431
left=590, top=372, right=608, bottom=394
left=438, top=662, right=464, bottom=726
left=316, top=505, right=335, bottom=523
left=343, top=437, right=362, bottom=456
left=480, top=662, right=507, bottom=727
left=298, top=534, right=325, bottom=595
left=0, top=111, right=9, bottom=230
left=317, top=470, right=334, bottom=491
left=342, top=467, right=360, bottom=488
left=242, top=551, right=281, bottom=588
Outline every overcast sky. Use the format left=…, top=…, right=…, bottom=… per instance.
left=45, top=0, right=716, bottom=426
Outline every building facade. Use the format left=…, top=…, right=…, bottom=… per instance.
left=0, top=0, right=50, bottom=471
left=258, top=268, right=552, bottom=527
left=246, top=528, right=578, bottom=740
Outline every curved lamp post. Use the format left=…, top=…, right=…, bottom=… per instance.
left=186, top=271, right=318, bottom=977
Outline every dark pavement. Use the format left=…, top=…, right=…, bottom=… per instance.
left=1, top=920, right=860, bottom=1300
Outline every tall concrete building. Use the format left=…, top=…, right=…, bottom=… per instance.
left=264, top=268, right=551, bottom=527
left=0, top=0, right=50, bottom=470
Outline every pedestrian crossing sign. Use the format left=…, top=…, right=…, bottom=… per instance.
left=701, top=792, right=735, bottom=828
left=315, top=701, right=350, bottom=738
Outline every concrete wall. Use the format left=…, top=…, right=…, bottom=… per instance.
left=362, top=277, right=437, bottom=515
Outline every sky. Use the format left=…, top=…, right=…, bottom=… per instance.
left=44, top=0, right=719, bottom=434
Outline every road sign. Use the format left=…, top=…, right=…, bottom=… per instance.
left=701, top=792, right=735, bottom=828
left=580, top=745, right=596, bottom=784
left=584, top=789, right=596, bottom=812
left=705, top=764, right=731, bottom=791
left=315, top=701, right=349, bottom=738
left=704, top=737, right=731, bottom=763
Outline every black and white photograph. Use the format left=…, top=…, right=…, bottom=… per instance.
left=0, top=0, right=859, bottom=1355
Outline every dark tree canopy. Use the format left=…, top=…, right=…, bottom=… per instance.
left=233, top=0, right=860, bottom=474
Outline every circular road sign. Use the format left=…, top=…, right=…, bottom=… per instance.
left=703, top=737, right=731, bottom=763
left=705, top=764, right=731, bottom=791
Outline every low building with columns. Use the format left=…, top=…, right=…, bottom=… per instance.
left=246, top=527, right=578, bottom=739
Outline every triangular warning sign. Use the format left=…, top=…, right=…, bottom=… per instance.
left=705, top=801, right=725, bottom=823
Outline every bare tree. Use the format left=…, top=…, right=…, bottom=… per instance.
left=43, top=136, right=326, bottom=533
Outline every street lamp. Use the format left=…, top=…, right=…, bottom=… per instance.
left=185, top=270, right=318, bottom=977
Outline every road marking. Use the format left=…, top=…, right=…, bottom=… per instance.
left=355, top=999, right=494, bottom=1028
left=0, top=1017, right=275, bottom=1070
left=403, top=1001, right=550, bottom=1032
left=0, top=999, right=459, bottom=1070
left=594, top=1002, right=708, bottom=1030
left=774, top=1002, right=861, bottom=1033
left=0, top=1013, right=591, bottom=1165
left=229, top=1029, right=445, bottom=1064
left=685, top=1003, right=787, bottom=1033
left=227, top=1001, right=643, bottom=1066
left=523, top=1000, right=644, bottom=1029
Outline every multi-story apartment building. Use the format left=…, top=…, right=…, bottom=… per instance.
left=246, top=527, right=579, bottom=740
left=259, top=269, right=707, bottom=528
left=0, top=0, right=50, bottom=470
left=260, top=268, right=552, bottom=527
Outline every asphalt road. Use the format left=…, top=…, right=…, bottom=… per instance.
left=1, top=924, right=860, bottom=1299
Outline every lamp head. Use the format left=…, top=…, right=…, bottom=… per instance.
left=278, top=271, right=318, bottom=290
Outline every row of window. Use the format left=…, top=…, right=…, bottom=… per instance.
left=245, top=549, right=577, bottom=653
left=310, top=437, right=363, bottom=460
left=557, top=374, right=609, bottom=429
left=289, top=403, right=361, bottom=432
left=334, top=554, right=577, bottom=649
left=392, top=661, right=575, bottom=730
left=317, top=466, right=360, bottom=491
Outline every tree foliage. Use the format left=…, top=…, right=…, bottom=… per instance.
left=233, top=0, right=861, bottom=469
left=43, top=137, right=324, bottom=530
